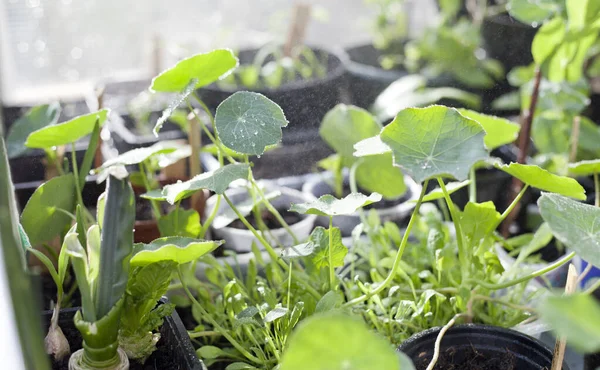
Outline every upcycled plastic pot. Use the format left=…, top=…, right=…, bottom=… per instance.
left=206, top=185, right=317, bottom=253
left=197, top=47, right=349, bottom=145
left=398, top=324, right=570, bottom=370
left=302, top=172, right=421, bottom=237
left=42, top=298, right=205, bottom=370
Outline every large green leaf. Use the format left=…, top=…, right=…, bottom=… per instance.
left=95, top=175, right=135, bottom=318
left=279, top=313, right=406, bottom=370
left=539, top=193, right=600, bottom=266
left=25, top=109, right=109, bottom=149
left=160, top=163, right=249, bottom=204
left=215, top=92, right=288, bottom=156
left=496, top=163, right=586, bottom=200
left=568, top=159, right=600, bottom=176
left=150, top=49, right=238, bottom=92
left=157, top=208, right=201, bottom=238
left=319, top=104, right=381, bottom=165
left=380, top=106, right=488, bottom=183
left=130, top=237, right=224, bottom=266
left=460, top=202, right=501, bottom=245
left=290, top=193, right=382, bottom=217
left=284, top=227, right=348, bottom=269
left=353, top=135, right=391, bottom=157
left=539, top=294, right=600, bottom=353
left=456, top=109, right=520, bottom=150
left=355, top=154, right=407, bottom=199
left=6, top=103, right=61, bottom=158
left=21, top=174, right=76, bottom=245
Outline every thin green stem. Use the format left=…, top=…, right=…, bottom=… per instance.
left=200, top=194, right=221, bottom=238
left=177, top=268, right=264, bottom=365
left=495, top=184, right=530, bottom=229
left=187, top=330, right=221, bottom=338
left=595, top=173, right=599, bottom=208
left=329, top=216, right=335, bottom=291
left=584, top=277, right=600, bottom=295
left=471, top=251, right=576, bottom=290
left=437, top=177, right=467, bottom=280
left=343, top=180, right=429, bottom=307
left=287, top=261, right=293, bottom=308
left=469, top=167, right=476, bottom=203
left=139, top=162, right=162, bottom=220
left=250, top=179, right=299, bottom=244
left=71, top=143, right=86, bottom=211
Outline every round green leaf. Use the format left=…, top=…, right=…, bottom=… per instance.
left=496, top=163, right=586, bottom=200
left=539, top=193, right=600, bottom=266
left=25, top=109, right=109, bottom=149
left=131, top=237, right=224, bottom=266
left=289, top=193, right=381, bottom=217
left=279, top=313, right=403, bottom=370
left=215, top=92, right=288, bottom=156
left=6, top=103, right=61, bottom=158
left=160, top=163, right=249, bottom=204
left=353, top=135, right=392, bottom=157
left=150, top=49, right=239, bottom=92
left=380, top=105, right=488, bottom=183
left=456, top=109, right=520, bottom=150
left=356, top=154, right=407, bottom=199
left=568, top=159, right=600, bottom=176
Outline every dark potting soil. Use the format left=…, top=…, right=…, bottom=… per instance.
left=415, top=345, right=517, bottom=370
left=135, top=193, right=171, bottom=221
left=229, top=209, right=302, bottom=230
left=39, top=271, right=81, bottom=311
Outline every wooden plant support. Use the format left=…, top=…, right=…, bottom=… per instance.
left=283, top=3, right=311, bottom=57
left=551, top=264, right=579, bottom=370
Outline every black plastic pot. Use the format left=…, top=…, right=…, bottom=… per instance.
left=196, top=47, right=349, bottom=145
left=398, top=324, right=570, bottom=370
left=42, top=298, right=204, bottom=370
left=585, top=353, right=600, bottom=370
left=482, top=14, right=538, bottom=72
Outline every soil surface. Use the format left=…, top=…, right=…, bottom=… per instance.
left=415, top=346, right=517, bottom=370
left=229, top=208, right=302, bottom=230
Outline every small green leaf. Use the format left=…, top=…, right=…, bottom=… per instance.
left=496, top=163, right=586, bottom=200
left=150, top=49, right=238, bottom=92
left=460, top=202, right=501, bottom=245
left=280, top=313, right=403, bottom=370
left=154, top=78, right=197, bottom=135
left=196, top=345, right=228, bottom=360
left=215, top=91, right=288, bottom=155
left=158, top=209, right=201, bottom=238
left=420, top=180, right=471, bottom=202
left=311, top=227, right=347, bottom=269
left=532, top=17, right=565, bottom=66
left=539, top=193, right=600, bottom=266
left=225, top=363, right=259, bottom=370
left=380, top=105, right=488, bottom=183
left=95, top=141, right=181, bottom=173
left=539, top=294, right=600, bottom=353
left=130, top=237, right=224, bottom=266
left=456, top=109, right=520, bottom=150
left=566, top=0, right=600, bottom=29
left=264, top=307, right=288, bottom=323
left=290, top=193, right=381, bottom=217
left=315, top=290, right=343, bottom=313
left=356, top=154, right=407, bottom=199
left=6, top=103, right=61, bottom=158
left=568, top=159, right=600, bottom=176
left=353, top=135, right=391, bottom=157
left=160, top=163, right=249, bottom=204
left=21, top=174, right=76, bottom=245
left=25, top=109, right=109, bottom=149
left=64, top=231, right=95, bottom=321
left=79, top=119, right=101, bottom=189
left=507, top=0, right=561, bottom=25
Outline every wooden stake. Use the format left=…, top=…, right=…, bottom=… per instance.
left=569, top=116, right=581, bottom=164
left=187, top=111, right=202, bottom=211
left=551, top=264, right=578, bottom=370
left=283, top=3, right=311, bottom=57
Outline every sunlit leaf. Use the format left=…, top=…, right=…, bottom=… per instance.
left=290, top=193, right=381, bottom=217
left=457, top=109, right=520, bottom=150
left=507, top=0, right=562, bottom=25
left=283, top=227, right=348, bottom=269
left=420, top=180, right=471, bottom=202
left=568, top=159, right=600, bottom=176
left=380, top=105, right=488, bottom=183
left=6, top=103, right=61, bottom=158
left=95, top=141, right=181, bottom=173
left=460, top=202, right=501, bottom=245
left=353, top=135, right=391, bottom=157
left=215, top=92, right=288, bottom=155
left=158, top=209, right=201, bottom=238
left=496, top=163, right=586, bottom=200
left=355, top=154, right=407, bottom=199
left=154, top=78, right=197, bottom=135
left=131, top=237, right=224, bottom=266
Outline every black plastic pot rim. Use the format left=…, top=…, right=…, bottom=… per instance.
left=344, top=42, right=408, bottom=80
left=201, top=45, right=348, bottom=94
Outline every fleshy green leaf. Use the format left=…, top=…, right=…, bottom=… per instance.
left=289, top=193, right=381, bottom=217
left=279, top=313, right=404, bottom=370
left=420, top=180, right=471, bottom=202
left=215, top=92, right=288, bottom=156
left=130, top=237, right=224, bottom=266
left=150, top=49, right=238, bottom=92
left=532, top=17, right=565, bottom=66
left=539, top=294, right=600, bottom=353
left=25, top=109, right=109, bottom=149
left=64, top=230, right=96, bottom=321
left=21, top=174, right=76, bottom=245
left=566, top=0, right=600, bottom=29
left=160, top=163, right=249, bottom=204
left=539, top=193, right=600, bottom=266
left=568, top=159, right=600, bottom=176
left=6, top=103, right=61, bottom=158
left=496, top=163, right=586, bottom=200
left=460, top=202, right=501, bottom=245
left=86, top=225, right=101, bottom=288
left=380, top=106, right=488, bottom=183
left=456, top=109, right=520, bottom=150
left=319, top=104, right=381, bottom=165
left=158, top=208, right=201, bottom=238
left=264, top=307, right=289, bottom=323
left=197, top=346, right=228, bottom=360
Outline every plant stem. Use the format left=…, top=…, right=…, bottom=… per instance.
left=187, top=330, right=221, bottom=338
left=495, top=184, right=530, bottom=228
left=469, top=167, right=477, bottom=203
left=328, top=216, right=335, bottom=291
left=595, top=173, right=599, bottom=208
left=437, top=177, right=467, bottom=280
left=177, top=268, right=264, bottom=365
left=250, top=179, right=299, bottom=244
left=584, top=277, right=600, bottom=295
left=200, top=194, right=221, bottom=238
left=343, top=180, right=429, bottom=307
left=569, top=116, right=581, bottom=164
left=71, top=143, right=86, bottom=211
left=139, top=162, right=162, bottom=220
left=472, top=251, right=575, bottom=290
left=426, top=314, right=469, bottom=370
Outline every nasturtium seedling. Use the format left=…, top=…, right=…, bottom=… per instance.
left=150, top=49, right=238, bottom=92
left=215, top=91, right=288, bottom=156
left=154, top=78, right=198, bottom=135
left=283, top=226, right=348, bottom=269
left=460, top=202, right=501, bottom=245
left=279, top=313, right=412, bottom=370
left=157, top=209, right=201, bottom=238
left=379, top=105, right=489, bottom=183
left=6, top=103, right=61, bottom=158
left=568, top=159, right=600, bottom=176
left=290, top=193, right=382, bottom=217
left=131, top=237, right=224, bottom=266
left=456, top=109, right=520, bottom=150
left=159, top=163, right=250, bottom=204
left=539, top=193, right=600, bottom=266
left=496, top=163, right=586, bottom=200
left=25, top=109, right=109, bottom=149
